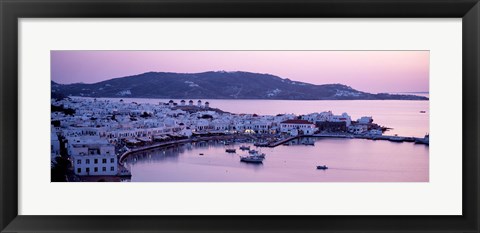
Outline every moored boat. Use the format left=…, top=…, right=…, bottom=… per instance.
left=239, top=145, right=250, bottom=150
left=240, top=155, right=264, bottom=163
left=316, top=165, right=328, bottom=170
left=225, top=149, right=236, bottom=153
left=250, top=151, right=266, bottom=158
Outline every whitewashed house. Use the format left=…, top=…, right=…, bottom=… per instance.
left=348, top=124, right=369, bottom=134
left=68, top=137, right=117, bottom=176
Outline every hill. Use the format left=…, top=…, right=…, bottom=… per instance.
left=51, top=71, right=428, bottom=100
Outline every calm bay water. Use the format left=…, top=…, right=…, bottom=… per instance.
left=92, top=97, right=429, bottom=182
left=124, top=138, right=429, bottom=182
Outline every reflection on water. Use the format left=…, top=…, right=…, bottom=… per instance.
left=125, top=138, right=429, bottom=182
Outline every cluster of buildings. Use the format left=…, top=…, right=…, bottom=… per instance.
left=51, top=97, right=383, bottom=177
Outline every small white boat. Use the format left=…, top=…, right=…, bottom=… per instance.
left=239, top=145, right=250, bottom=150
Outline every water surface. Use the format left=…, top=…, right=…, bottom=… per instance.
left=125, top=138, right=429, bottom=182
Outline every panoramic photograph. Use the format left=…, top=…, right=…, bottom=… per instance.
left=50, top=51, right=429, bottom=182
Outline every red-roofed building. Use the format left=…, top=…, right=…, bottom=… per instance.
left=280, top=119, right=316, bottom=136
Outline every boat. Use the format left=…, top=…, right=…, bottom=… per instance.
left=415, top=134, right=429, bottom=145
left=420, top=110, right=426, bottom=113
left=199, top=153, right=204, bottom=156
left=250, top=151, right=266, bottom=158
left=248, top=149, right=259, bottom=154
left=239, top=145, right=250, bottom=150
left=240, top=155, right=264, bottom=163
left=316, top=165, right=328, bottom=170
left=225, top=149, right=236, bottom=153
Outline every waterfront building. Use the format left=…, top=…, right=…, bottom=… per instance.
left=68, top=137, right=118, bottom=176
left=367, top=129, right=383, bottom=136
left=180, top=100, right=186, bottom=106
left=212, top=119, right=230, bottom=132
left=205, top=101, right=210, bottom=108
left=189, top=100, right=194, bottom=106
left=195, top=119, right=211, bottom=132
left=331, top=113, right=352, bottom=127
left=280, top=119, right=316, bottom=136
left=302, top=111, right=352, bottom=127
left=197, top=100, right=202, bottom=107
left=348, top=124, right=369, bottom=134
left=358, top=116, right=373, bottom=124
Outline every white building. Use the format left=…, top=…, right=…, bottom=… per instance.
left=331, top=113, right=352, bottom=127
left=358, top=116, right=373, bottom=124
left=68, top=137, right=118, bottom=176
left=280, top=119, right=316, bottom=136
left=367, top=129, right=383, bottom=136
left=348, top=124, right=369, bottom=134
left=302, top=111, right=352, bottom=127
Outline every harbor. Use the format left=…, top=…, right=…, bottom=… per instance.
left=123, top=137, right=429, bottom=182
left=50, top=97, right=429, bottom=182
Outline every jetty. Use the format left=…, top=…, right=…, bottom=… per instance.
left=255, top=133, right=428, bottom=148
left=267, top=136, right=299, bottom=147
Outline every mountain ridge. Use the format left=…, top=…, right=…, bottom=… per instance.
left=51, top=71, right=428, bottom=100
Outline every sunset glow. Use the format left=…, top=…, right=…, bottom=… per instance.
left=51, top=50, right=429, bottom=93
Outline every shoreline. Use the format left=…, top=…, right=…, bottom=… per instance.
left=119, top=133, right=428, bottom=164
left=119, top=134, right=250, bottom=165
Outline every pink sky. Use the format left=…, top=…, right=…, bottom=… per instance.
left=51, top=51, right=429, bottom=93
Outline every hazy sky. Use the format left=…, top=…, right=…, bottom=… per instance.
left=51, top=51, right=429, bottom=93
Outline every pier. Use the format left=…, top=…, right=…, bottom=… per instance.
left=267, top=136, right=300, bottom=147
left=260, top=133, right=427, bottom=148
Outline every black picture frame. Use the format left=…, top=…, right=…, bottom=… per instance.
left=1, top=0, right=479, bottom=232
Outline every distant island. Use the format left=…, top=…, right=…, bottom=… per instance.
left=51, top=71, right=428, bottom=100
